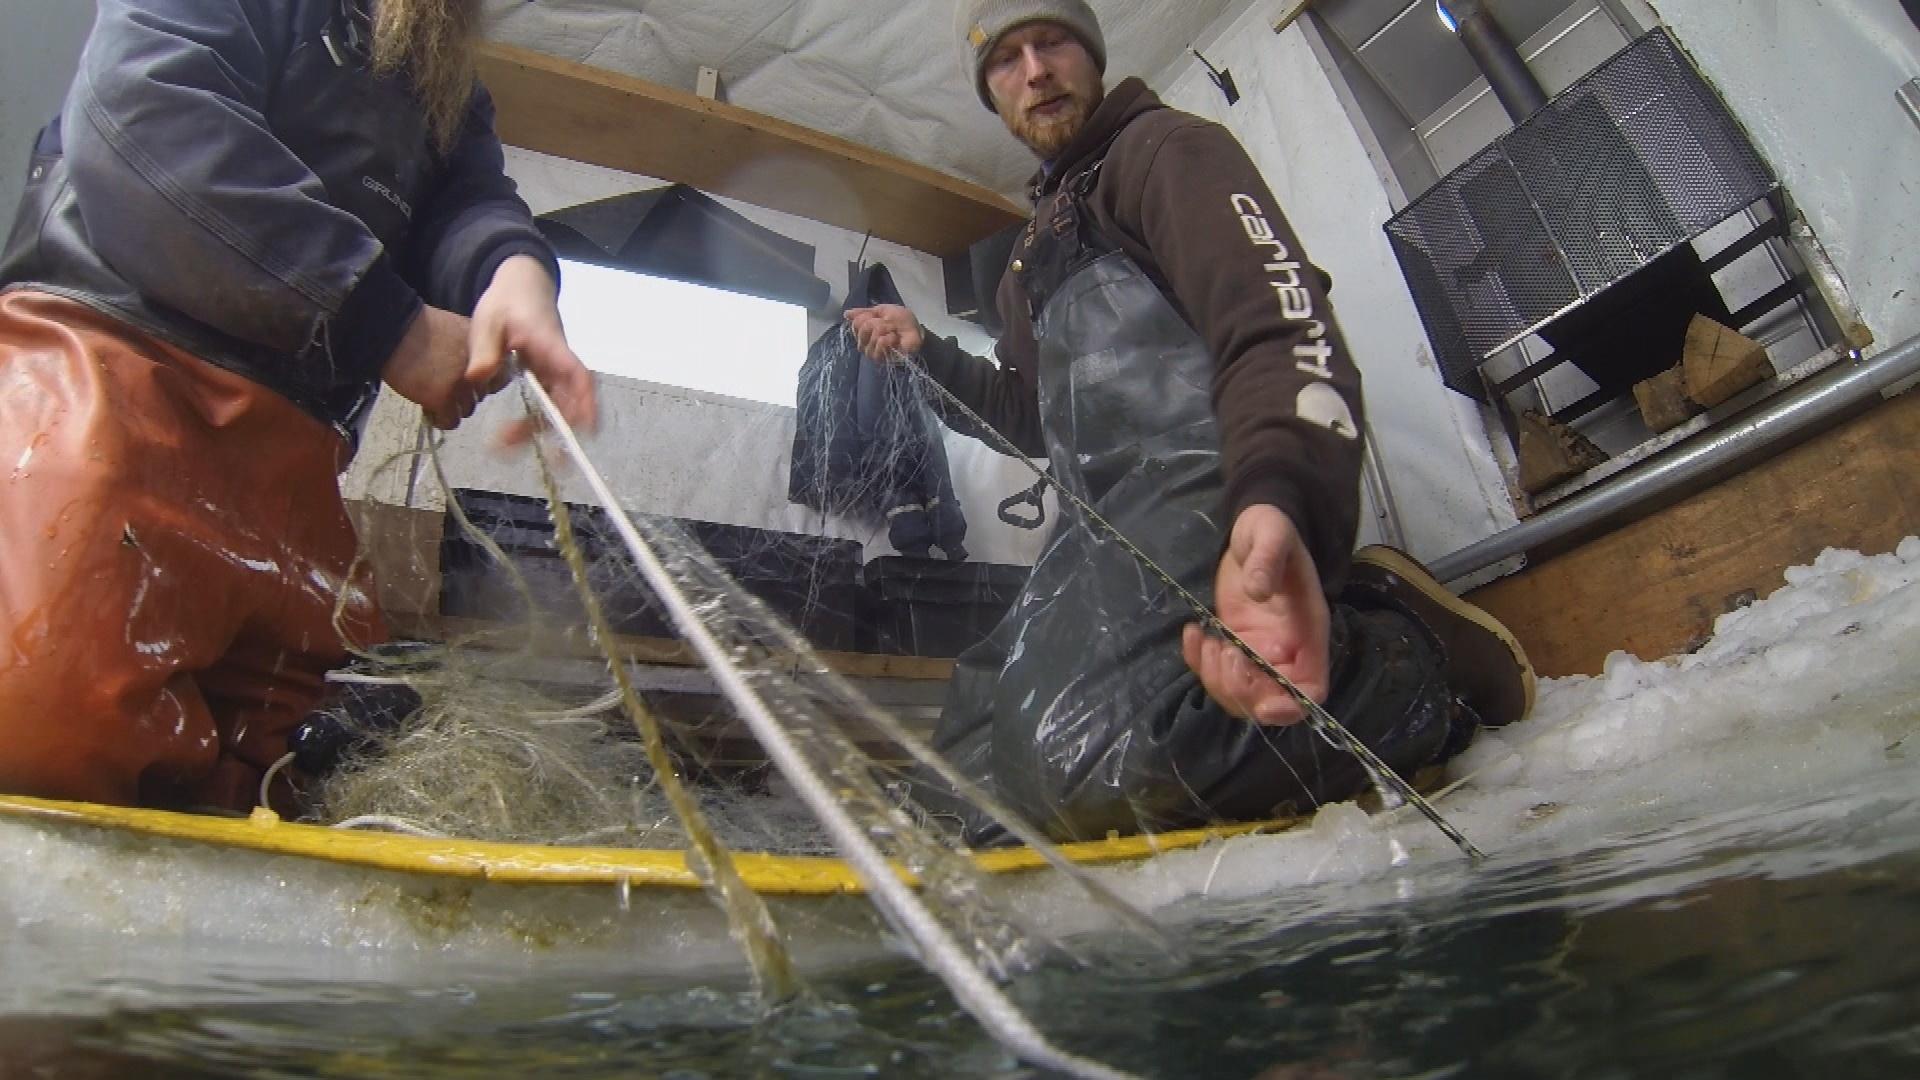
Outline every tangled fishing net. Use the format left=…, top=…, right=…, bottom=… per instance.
left=304, top=291, right=1503, bottom=1077
left=312, top=658, right=646, bottom=844
left=309, top=316, right=994, bottom=856
left=308, top=650, right=841, bottom=853
left=308, top=354, right=1175, bottom=1077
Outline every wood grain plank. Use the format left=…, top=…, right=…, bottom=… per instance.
left=391, top=612, right=960, bottom=682
left=1466, top=392, right=1920, bottom=676
left=476, top=43, right=1026, bottom=257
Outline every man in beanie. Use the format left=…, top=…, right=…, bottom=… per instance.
left=847, top=1, right=1532, bottom=843
left=0, top=0, right=597, bottom=812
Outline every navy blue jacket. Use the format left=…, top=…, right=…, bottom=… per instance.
left=790, top=265, right=969, bottom=560
left=0, top=0, right=555, bottom=427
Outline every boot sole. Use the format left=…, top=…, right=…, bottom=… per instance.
left=1349, top=545, right=1537, bottom=727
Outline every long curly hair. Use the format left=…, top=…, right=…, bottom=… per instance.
left=370, top=0, right=484, bottom=153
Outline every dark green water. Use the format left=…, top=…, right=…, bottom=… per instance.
left=6, top=770, right=1917, bottom=1080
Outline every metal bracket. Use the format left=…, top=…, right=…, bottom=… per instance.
left=1899, top=78, right=1920, bottom=134
left=696, top=66, right=722, bottom=101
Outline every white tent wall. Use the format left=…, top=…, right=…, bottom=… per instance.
left=479, top=0, right=1252, bottom=200
left=403, top=147, right=1057, bottom=568
left=1646, top=0, right=1920, bottom=353
left=1157, top=3, right=1519, bottom=562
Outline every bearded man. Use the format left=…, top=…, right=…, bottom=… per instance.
left=0, top=0, right=596, bottom=811
left=847, top=1, right=1534, bottom=844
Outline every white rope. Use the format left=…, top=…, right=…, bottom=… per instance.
left=325, top=671, right=411, bottom=686
left=331, top=814, right=449, bottom=838
left=531, top=686, right=625, bottom=721
left=258, top=751, right=296, bottom=811
left=515, top=370, right=1139, bottom=1080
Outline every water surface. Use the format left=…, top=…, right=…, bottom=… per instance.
left=7, top=762, right=1916, bottom=1079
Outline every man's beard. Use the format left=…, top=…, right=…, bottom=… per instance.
left=371, top=0, right=483, bottom=153
left=999, top=86, right=1102, bottom=159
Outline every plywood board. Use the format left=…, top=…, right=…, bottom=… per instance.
left=1465, top=391, right=1920, bottom=677
left=394, top=613, right=959, bottom=683
left=476, top=43, right=1026, bottom=257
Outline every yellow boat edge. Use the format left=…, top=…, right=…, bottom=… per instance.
left=0, top=794, right=1296, bottom=897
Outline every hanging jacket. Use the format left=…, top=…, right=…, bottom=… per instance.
left=0, top=0, right=556, bottom=431
left=789, top=264, right=968, bottom=560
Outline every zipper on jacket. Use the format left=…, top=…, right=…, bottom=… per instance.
left=322, top=0, right=374, bottom=69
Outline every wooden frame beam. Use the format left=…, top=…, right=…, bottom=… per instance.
left=1465, top=392, right=1920, bottom=677
left=394, top=614, right=960, bottom=683
left=476, top=43, right=1027, bottom=257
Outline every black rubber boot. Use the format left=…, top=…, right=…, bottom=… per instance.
left=906, top=601, right=1464, bottom=847
left=287, top=643, right=436, bottom=777
left=1344, top=546, right=1536, bottom=729
left=1214, top=601, right=1460, bottom=819
left=289, top=682, right=422, bottom=777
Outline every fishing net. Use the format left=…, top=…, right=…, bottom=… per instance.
left=309, top=649, right=838, bottom=853
left=315, top=358, right=1170, bottom=1077
left=313, top=328, right=991, bottom=859
left=310, top=274, right=1473, bottom=1078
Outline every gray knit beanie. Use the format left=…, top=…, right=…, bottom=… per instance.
left=956, top=0, right=1107, bottom=111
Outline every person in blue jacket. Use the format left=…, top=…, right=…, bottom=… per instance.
left=0, top=0, right=597, bottom=812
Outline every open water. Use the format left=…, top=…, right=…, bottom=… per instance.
left=5, top=758, right=1915, bottom=1080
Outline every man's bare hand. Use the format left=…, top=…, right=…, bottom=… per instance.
left=471, top=254, right=597, bottom=446
left=1181, top=505, right=1332, bottom=726
left=845, top=304, right=923, bottom=362
left=381, top=256, right=597, bottom=440
left=382, top=304, right=477, bottom=429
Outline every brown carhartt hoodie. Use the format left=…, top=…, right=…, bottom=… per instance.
left=919, top=77, right=1366, bottom=586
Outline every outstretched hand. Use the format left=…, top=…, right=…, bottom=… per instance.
left=845, top=304, right=923, bottom=362
left=1181, top=505, right=1332, bottom=726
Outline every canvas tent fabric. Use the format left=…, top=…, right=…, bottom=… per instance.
left=480, top=0, right=1248, bottom=198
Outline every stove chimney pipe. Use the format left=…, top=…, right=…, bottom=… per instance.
left=1438, top=0, right=1549, bottom=122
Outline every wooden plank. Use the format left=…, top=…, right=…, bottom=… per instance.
left=392, top=612, right=960, bottom=683
left=1631, top=365, right=1700, bottom=433
left=475, top=43, right=1027, bottom=257
left=1273, top=0, right=1316, bottom=33
left=1516, top=410, right=1608, bottom=494
left=1466, top=391, right=1920, bottom=677
left=1683, top=316, right=1772, bottom=408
